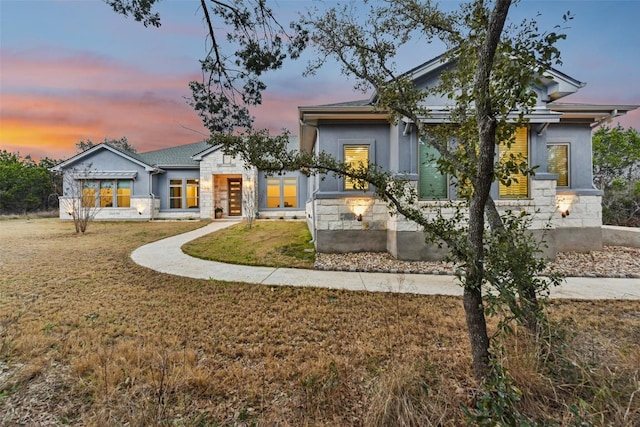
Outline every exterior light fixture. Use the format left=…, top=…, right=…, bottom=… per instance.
left=137, top=205, right=145, bottom=215
left=556, top=196, right=574, bottom=220
left=357, top=213, right=363, bottom=221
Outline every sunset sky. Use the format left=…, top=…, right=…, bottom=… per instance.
left=1, top=0, right=639, bottom=160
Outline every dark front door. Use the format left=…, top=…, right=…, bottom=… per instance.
left=228, top=178, right=242, bottom=216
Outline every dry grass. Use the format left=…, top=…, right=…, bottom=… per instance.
left=0, top=218, right=638, bottom=426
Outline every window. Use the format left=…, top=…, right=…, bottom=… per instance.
left=283, top=177, right=297, bottom=208
left=186, top=179, right=199, bottom=208
left=499, top=127, right=529, bottom=198
left=100, top=181, right=113, bottom=207
left=169, top=180, right=182, bottom=208
left=82, top=181, right=97, bottom=207
left=81, top=179, right=131, bottom=207
left=419, top=139, right=448, bottom=199
left=266, top=177, right=297, bottom=208
left=547, top=144, right=569, bottom=187
left=169, top=179, right=200, bottom=209
left=117, top=181, right=131, bottom=208
left=344, top=145, right=369, bottom=190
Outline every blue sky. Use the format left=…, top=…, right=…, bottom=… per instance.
left=1, top=0, right=639, bottom=159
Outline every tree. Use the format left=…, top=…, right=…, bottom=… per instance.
left=112, top=0, right=566, bottom=384
left=593, top=125, right=640, bottom=226
left=0, top=151, right=58, bottom=214
left=214, top=0, right=566, bottom=381
left=106, top=0, right=306, bottom=133
left=59, top=166, right=102, bottom=233
left=76, top=136, right=137, bottom=153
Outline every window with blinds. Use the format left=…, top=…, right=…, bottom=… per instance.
left=344, top=145, right=369, bottom=190
left=547, top=144, right=569, bottom=187
left=499, top=127, right=529, bottom=198
left=419, top=139, right=448, bottom=199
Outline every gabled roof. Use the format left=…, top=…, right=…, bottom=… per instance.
left=140, top=141, right=210, bottom=168
left=298, top=52, right=638, bottom=152
left=395, top=53, right=585, bottom=102
left=51, top=143, right=157, bottom=172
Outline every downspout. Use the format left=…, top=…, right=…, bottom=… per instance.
left=149, top=168, right=161, bottom=221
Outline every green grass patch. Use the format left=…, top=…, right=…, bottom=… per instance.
left=182, top=220, right=315, bottom=268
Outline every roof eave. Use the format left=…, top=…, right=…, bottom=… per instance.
left=50, top=143, right=156, bottom=172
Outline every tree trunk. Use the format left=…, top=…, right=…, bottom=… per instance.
left=459, top=0, right=512, bottom=381
left=463, top=285, right=490, bottom=379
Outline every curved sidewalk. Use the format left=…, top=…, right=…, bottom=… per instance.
left=131, top=221, right=640, bottom=300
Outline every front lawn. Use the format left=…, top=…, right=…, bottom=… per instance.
left=0, top=219, right=638, bottom=425
left=182, top=220, right=315, bottom=268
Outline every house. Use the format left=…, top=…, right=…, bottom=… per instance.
left=298, top=55, right=638, bottom=260
left=53, top=54, right=637, bottom=260
left=52, top=139, right=308, bottom=221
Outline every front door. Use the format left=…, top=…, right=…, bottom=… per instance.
left=228, top=178, right=242, bottom=216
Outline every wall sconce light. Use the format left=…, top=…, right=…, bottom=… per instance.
left=67, top=210, right=73, bottom=216
left=349, top=199, right=370, bottom=222
left=557, top=196, right=575, bottom=220
left=137, top=205, right=145, bottom=215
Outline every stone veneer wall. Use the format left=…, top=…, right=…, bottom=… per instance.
left=58, top=196, right=159, bottom=221
left=198, top=150, right=256, bottom=219
left=309, top=177, right=603, bottom=260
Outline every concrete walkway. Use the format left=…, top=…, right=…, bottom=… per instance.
left=131, top=221, right=640, bottom=300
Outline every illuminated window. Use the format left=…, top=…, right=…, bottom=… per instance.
left=186, top=179, right=199, bottom=208
left=99, top=181, right=113, bottom=207
left=499, top=127, right=529, bottom=198
left=169, top=179, right=182, bottom=208
left=81, top=179, right=131, bottom=207
left=419, top=139, right=448, bottom=199
left=169, top=179, right=200, bottom=209
left=283, top=177, right=297, bottom=208
left=82, top=181, right=97, bottom=207
left=117, top=181, right=131, bottom=208
left=547, top=144, right=569, bottom=187
left=344, top=145, right=369, bottom=190
left=266, top=177, right=297, bottom=208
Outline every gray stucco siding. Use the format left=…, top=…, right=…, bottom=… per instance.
left=60, top=150, right=151, bottom=198
left=315, top=121, right=391, bottom=193
left=545, top=123, right=594, bottom=190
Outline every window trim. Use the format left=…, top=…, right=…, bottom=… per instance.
left=546, top=143, right=570, bottom=188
